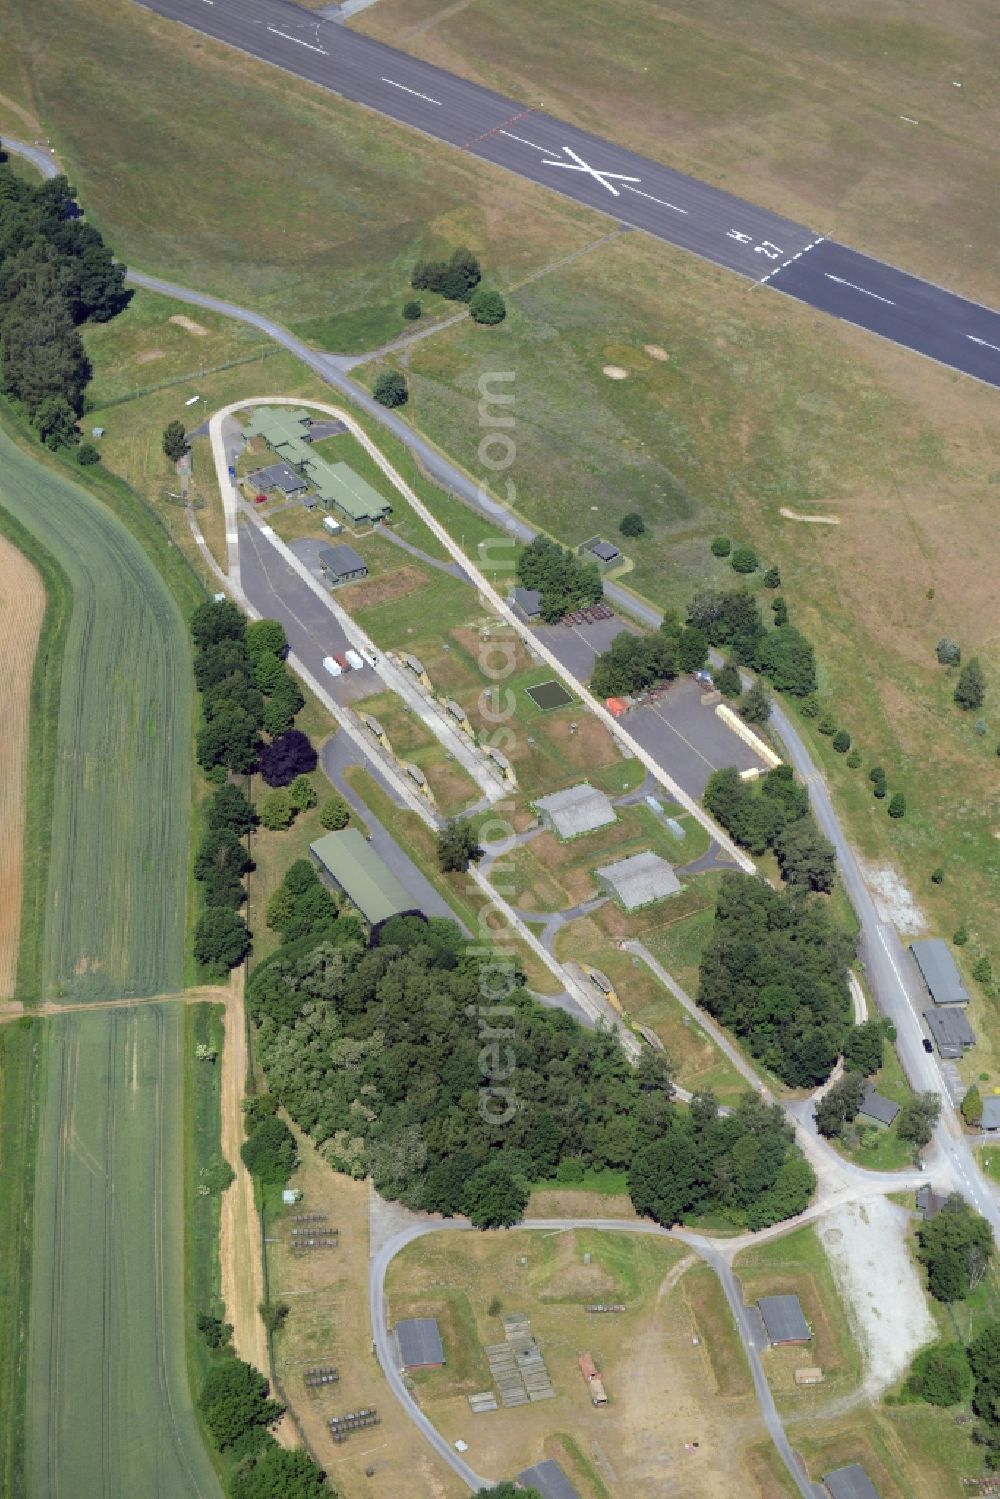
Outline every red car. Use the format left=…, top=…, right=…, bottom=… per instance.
left=254, top=492, right=267, bottom=505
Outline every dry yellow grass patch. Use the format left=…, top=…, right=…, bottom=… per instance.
left=0, top=533, right=45, bottom=995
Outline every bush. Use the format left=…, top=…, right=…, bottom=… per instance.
left=76, top=440, right=100, bottom=466
left=241, top=1114, right=297, bottom=1186
left=954, top=657, right=986, bottom=711
left=972, top=956, right=993, bottom=985
left=771, top=596, right=789, bottom=626
left=260, top=788, right=295, bottom=830
left=469, top=288, right=506, bottom=324
left=194, top=907, right=251, bottom=975
left=319, top=794, right=350, bottom=830
left=755, top=623, right=817, bottom=696
left=462, top=1164, right=528, bottom=1229
left=905, top=1342, right=973, bottom=1406
left=762, top=566, right=781, bottom=588
left=402, top=299, right=422, bottom=320
left=962, top=1085, right=984, bottom=1127
left=556, top=1158, right=585, bottom=1183
left=245, top=619, right=288, bottom=661
left=936, top=637, right=961, bottom=666
left=287, top=774, right=317, bottom=812
left=845, top=748, right=862, bottom=768
left=437, top=817, right=483, bottom=873
left=869, top=765, right=886, bottom=784
left=197, top=1312, right=233, bottom=1350
left=730, top=545, right=758, bottom=573
left=818, top=715, right=837, bottom=736
left=710, top=536, right=731, bottom=557
left=619, top=512, right=645, bottom=537
left=162, top=419, right=187, bottom=462
left=799, top=695, right=819, bottom=719
left=260, top=730, right=317, bottom=787
left=832, top=729, right=851, bottom=753
left=739, top=680, right=771, bottom=725
left=373, top=370, right=408, bottom=408
left=888, top=792, right=906, bottom=818
left=714, top=660, right=741, bottom=699
left=931, top=866, right=944, bottom=884
left=954, top=925, right=969, bottom=946
left=199, top=1357, right=282, bottom=1453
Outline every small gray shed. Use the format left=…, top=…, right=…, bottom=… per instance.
left=982, top=1097, right=1000, bottom=1131
left=924, top=1006, right=975, bottom=1058
left=396, top=1317, right=445, bottom=1370
left=509, top=586, right=543, bottom=621
left=857, top=1084, right=899, bottom=1128
left=909, top=938, right=970, bottom=1004
left=319, top=543, right=367, bottom=585
left=822, top=1463, right=881, bottom=1499
left=757, top=1294, right=811, bottom=1345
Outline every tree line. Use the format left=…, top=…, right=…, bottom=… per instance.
left=516, top=536, right=603, bottom=622
left=703, top=764, right=836, bottom=890
left=698, top=872, right=855, bottom=1087
left=590, top=610, right=707, bottom=698
left=245, top=904, right=814, bottom=1232
left=0, top=147, right=128, bottom=447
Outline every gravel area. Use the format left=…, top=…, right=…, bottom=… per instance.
left=861, top=861, right=926, bottom=935
left=820, top=1198, right=935, bottom=1398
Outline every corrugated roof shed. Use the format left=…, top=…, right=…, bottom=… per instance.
left=982, top=1097, right=1000, bottom=1130
left=909, top=939, right=970, bottom=1004
left=517, top=1460, right=581, bottom=1499
left=319, top=542, right=367, bottom=579
left=242, top=406, right=313, bottom=447
left=924, top=1007, right=975, bottom=1058
left=535, top=783, right=616, bottom=839
left=758, top=1295, right=811, bottom=1344
left=310, top=828, right=419, bottom=926
left=596, top=850, right=680, bottom=910
left=858, top=1084, right=899, bottom=1127
left=822, top=1463, right=881, bottom=1499
left=396, top=1317, right=444, bottom=1369
left=305, top=457, right=390, bottom=523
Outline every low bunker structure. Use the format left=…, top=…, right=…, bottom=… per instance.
left=534, top=782, right=616, bottom=839
left=595, top=850, right=680, bottom=910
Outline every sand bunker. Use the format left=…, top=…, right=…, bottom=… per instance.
left=644, top=344, right=669, bottom=361
left=603, top=365, right=628, bottom=380
left=170, top=314, right=209, bottom=337
left=780, top=506, right=840, bottom=525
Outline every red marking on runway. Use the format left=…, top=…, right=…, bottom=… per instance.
left=461, top=107, right=536, bottom=150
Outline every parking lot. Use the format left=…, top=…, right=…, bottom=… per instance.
left=534, top=612, right=767, bottom=799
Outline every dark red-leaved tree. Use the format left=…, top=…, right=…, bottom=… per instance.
left=259, top=729, right=317, bottom=787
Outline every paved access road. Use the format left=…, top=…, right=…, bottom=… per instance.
left=133, top=0, right=1000, bottom=386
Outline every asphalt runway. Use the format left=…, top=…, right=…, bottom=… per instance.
left=134, top=0, right=1000, bottom=386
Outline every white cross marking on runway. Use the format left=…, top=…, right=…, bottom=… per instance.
left=825, top=273, right=895, bottom=306
left=968, top=335, right=1000, bottom=354
left=540, top=145, right=641, bottom=197
left=380, top=77, right=442, bottom=105
left=266, top=27, right=327, bottom=53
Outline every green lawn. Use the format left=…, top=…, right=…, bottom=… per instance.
left=832, top=1046, right=917, bottom=1171
left=0, top=423, right=193, bottom=1001
left=182, top=1004, right=228, bottom=1416
left=26, top=1005, right=221, bottom=1499
left=0, top=1019, right=43, bottom=1496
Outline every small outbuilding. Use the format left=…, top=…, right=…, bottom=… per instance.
left=319, top=543, right=367, bottom=586
left=535, top=783, right=616, bottom=840
left=395, top=1317, right=445, bottom=1370
left=517, top=1460, right=581, bottom=1499
left=822, top=1462, right=881, bottom=1499
left=916, top=1184, right=948, bottom=1220
left=981, top=1097, right=1000, bottom=1132
left=595, top=850, right=680, bottom=911
left=757, top=1294, right=811, bottom=1346
left=909, top=938, right=970, bottom=1005
left=857, top=1084, right=899, bottom=1128
left=579, top=537, right=621, bottom=570
left=924, top=1006, right=975, bottom=1059
left=509, top=586, right=543, bottom=622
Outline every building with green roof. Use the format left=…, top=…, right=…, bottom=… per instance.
left=310, top=828, right=422, bottom=933
left=241, top=406, right=391, bottom=526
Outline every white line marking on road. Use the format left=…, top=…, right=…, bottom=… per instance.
left=497, top=129, right=548, bottom=152
left=825, top=273, right=895, bottom=306
left=380, top=77, right=442, bottom=105
left=266, top=27, right=327, bottom=53
left=968, top=334, right=1000, bottom=354
left=541, top=144, right=640, bottom=197
left=621, top=183, right=687, bottom=214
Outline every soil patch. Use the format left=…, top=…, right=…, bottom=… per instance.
left=779, top=506, right=840, bottom=524
left=169, top=313, right=209, bottom=336
left=860, top=862, right=926, bottom=936
left=219, top=973, right=269, bottom=1377
left=339, top=564, right=426, bottom=612
left=0, top=534, right=45, bottom=996
left=644, top=344, right=669, bottom=361
left=603, top=364, right=628, bottom=379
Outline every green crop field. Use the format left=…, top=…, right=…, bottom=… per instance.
left=0, top=428, right=192, bottom=1001
left=26, top=1004, right=221, bottom=1499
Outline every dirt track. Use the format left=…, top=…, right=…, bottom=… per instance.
left=0, top=535, right=47, bottom=997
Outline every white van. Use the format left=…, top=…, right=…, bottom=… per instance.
left=322, top=655, right=343, bottom=677
left=322, top=516, right=342, bottom=535
left=344, top=649, right=365, bottom=671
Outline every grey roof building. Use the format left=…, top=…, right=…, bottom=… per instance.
left=858, top=1084, right=899, bottom=1128
left=757, top=1294, right=811, bottom=1345
left=249, top=462, right=307, bottom=494
left=982, top=1097, right=1000, bottom=1131
left=581, top=537, right=621, bottom=568
left=916, top=1184, right=948, bottom=1220
left=509, top=585, right=543, bottom=621
left=319, top=543, right=367, bottom=585
left=596, top=850, right=680, bottom=910
left=535, top=783, right=616, bottom=839
left=395, top=1317, right=445, bottom=1370
left=517, top=1460, right=581, bottom=1499
left=822, top=1463, right=881, bottom=1499
left=909, top=938, right=970, bottom=1004
left=924, top=1006, right=975, bottom=1058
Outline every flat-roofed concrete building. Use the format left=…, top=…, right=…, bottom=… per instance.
left=596, top=850, right=680, bottom=910
left=319, top=543, right=367, bottom=585
left=395, top=1317, right=445, bottom=1370
left=535, top=783, right=616, bottom=840
left=910, top=938, right=970, bottom=1004
left=822, top=1463, right=881, bottom=1499
left=924, top=1006, right=975, bottom=1058
left=310, top=828, right=422, bottom=935
left=758, top=1294, right=811, bottom=1346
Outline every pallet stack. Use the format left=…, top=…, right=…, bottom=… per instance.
left=484, top=1314, right=555, bottom=1407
